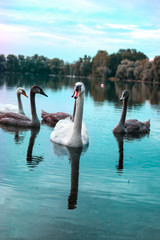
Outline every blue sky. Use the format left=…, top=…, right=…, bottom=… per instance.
left=0, top=0, right=160, bottom=62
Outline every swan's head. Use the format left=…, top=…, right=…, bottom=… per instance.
left=17, top=87, right=28, bottom=98
left=31, top=85, right=48, bottom=97
left=72, top=82, right=85, bottom=99
left=120, top=90, right=129, bottom=101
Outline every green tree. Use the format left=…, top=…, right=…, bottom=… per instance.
left=118, top=49, right=148, bottom=61
left=71, top=58, right=82, bottom=76
left=80, top=55, right=92, bottom=76
left=0, top=54, right=6, bottom=72
left=92, top=50, right=108, bottom=77
left=36, top=55, right=50, bottom=74
left=134, top=60, right=143, bottom=80
left=47, top=58, right=64, bottom=75
left=62, top=62, right=71, bottom=76
left=152, top=56, right=160, bottom=82
left=115, top=59, right=135, bottom=80
left=18, top=55, right=26, bottom=72
left=106, top=53, right=122, bottom=77
left=141, top=61, right=153, bottom=81
left=6, top=54, right=19, bottom=72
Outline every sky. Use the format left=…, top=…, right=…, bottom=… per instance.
left=0, top=0, right=160, bottom=62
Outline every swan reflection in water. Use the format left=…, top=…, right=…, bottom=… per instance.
left=26, top=128, right=43, bottom=168
left=113, top=132, right=149, bottom=173
left=0, top=125, right=43, bottom=168
left=0, top=124, right=27, bottom=144
left=53, top=142, right=88, bottom=210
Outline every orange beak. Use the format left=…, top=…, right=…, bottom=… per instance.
left=74, top=90, right=80, bottom=99
left=23, top=92, right=28, bottom=98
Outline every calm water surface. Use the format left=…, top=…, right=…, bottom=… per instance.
left=1, top=74, right=160, bottom=240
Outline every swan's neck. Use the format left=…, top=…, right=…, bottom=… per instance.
left=73, top=94, right=84, bottom=135
left=68, top=94, right=84, bottom=147
left=17, top=93, right=24, bottom=115
left=30, top=92, right=40, bottom=125
left=119, top=98, right=128, bottom=125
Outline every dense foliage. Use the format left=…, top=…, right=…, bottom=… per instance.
left=0, top=49, right=159, bottom=81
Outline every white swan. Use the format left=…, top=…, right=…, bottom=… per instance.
left=50, top=82, right=89, bottom=147
left=0, top=87, right=28, bottom=115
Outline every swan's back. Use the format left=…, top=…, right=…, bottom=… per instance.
left=125, top=119, right=150, bottom=133
left=0, top=112, right=31, bottom=127
left=41, top=110, right=72, bottom=126
left=0, top=104, right=18, bottom=113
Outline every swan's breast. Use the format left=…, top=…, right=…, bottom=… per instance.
left=50, top=117, right=89, bottom=147
left=50, top=118, right=73, bottom=145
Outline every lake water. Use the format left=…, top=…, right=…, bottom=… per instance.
left=1, top=73, right=160, bottom=240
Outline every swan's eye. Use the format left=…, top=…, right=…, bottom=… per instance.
left=72, top=88, right=81, bottom=99
left=75, top=85, right=81, bottom=92
left=75, top=90, right=80, bottom=99
left=123, top=91, right=129, bottom=99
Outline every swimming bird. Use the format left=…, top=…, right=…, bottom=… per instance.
left=50, top=82, right=89, bottom=147
left=41, top=110, right=72, bottom=127
left=113, top=90, right=150, bottom=134
left=0, top=85, right=48, bottom=128
left=0, top=87, right=28, bottom=115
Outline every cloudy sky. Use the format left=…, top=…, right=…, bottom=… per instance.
left=0, top=0, right=160, bottom=62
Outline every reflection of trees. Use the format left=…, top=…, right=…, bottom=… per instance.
left=1, top=72, right=160, bottom=105
left=88, top=78, right=160, bottom=106
left=150, top=88, right=160, bottom=105
left=0, top=72, right=86, bottom=91
left=52, top=143, right=88, bottom=210
left=113, top=132, right=149, bottom=174
left=114, top=81, right=160, bottom=106
left=88, top=78, right=117, bottom=103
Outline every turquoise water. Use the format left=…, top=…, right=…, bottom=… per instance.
left=1, top=75, right=160, bottom=240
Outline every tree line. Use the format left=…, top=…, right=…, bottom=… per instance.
left=0, top=49, right=160, bottom=82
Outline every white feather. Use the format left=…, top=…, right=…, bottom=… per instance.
left=50, top=117, right=89, bottom=147
left=0, top=103, right=18, bottom=113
